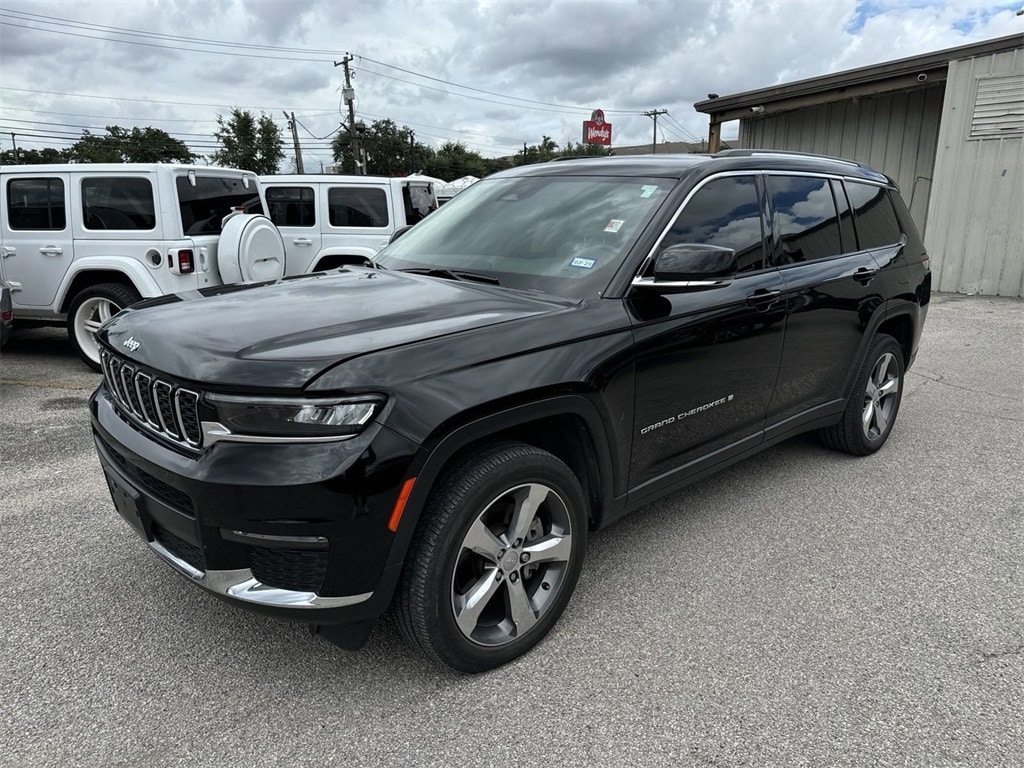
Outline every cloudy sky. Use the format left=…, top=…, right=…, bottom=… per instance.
left=0, top=0, right=1021, bottom=171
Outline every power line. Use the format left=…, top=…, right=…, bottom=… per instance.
left=0, top=86, right=289, bottom=112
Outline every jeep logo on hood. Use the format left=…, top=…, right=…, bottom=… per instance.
left=123, top=336, right=141, bottom=352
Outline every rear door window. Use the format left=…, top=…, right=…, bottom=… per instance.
left=767, top=175, right=842, bottom=264
left=265, top=186, right=315, bottom=227
left=6, top=178, right=66, bottom=230
left=845, top=181, right=902, bottom=248
left=328, top=187, right=389, bottom=228
left=82, top=177, right=156, bottom=230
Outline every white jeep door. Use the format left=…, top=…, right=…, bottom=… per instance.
left=263, top=184, right=321, bottom=275
left=1, top=172, right=72, bottom=311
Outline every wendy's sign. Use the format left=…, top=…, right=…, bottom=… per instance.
left=583, top=109, right=612, bottom=145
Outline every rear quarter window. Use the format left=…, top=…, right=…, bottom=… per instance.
left=845, top=181, right=902, bottom=249
left=328, top=187, right=389, bottom=228
left=82, top=177, right=156, bottom=230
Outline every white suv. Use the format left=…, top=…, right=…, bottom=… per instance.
left=260, top=174, right=438, bottom=274
left=0, top=164, right=281, bottom=369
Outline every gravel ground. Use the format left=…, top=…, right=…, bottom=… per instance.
left=1, top=293, right=1021, bottom=767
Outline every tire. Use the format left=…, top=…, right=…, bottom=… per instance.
left=67, top=283, right=141, bottom=371
left=397, top=442, right=588, bottom=673
left=819, top=333, right=905, bottom=455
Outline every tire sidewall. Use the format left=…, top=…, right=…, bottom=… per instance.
left=409, top=446, right=588, bottom=672
left=851, top=335, right=905, bottom=452
left=67, top=283, right=140, bottom=369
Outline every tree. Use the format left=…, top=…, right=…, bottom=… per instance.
left=559, top=141, right=613, bottom=158
left=63, top=126, right=195, bottom=163
left=422, top=141, right=489, bottom=181
left=332, top=118, right=433, bottom=176
left=211, top=109, right=284, bottom=174
left=515, top=136, right=560, bottom=166
left=0, top=147, right=67, bottom=164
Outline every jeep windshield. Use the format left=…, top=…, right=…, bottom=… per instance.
left=376, top=175, right=674, bottom=297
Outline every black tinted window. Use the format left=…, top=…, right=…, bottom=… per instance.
left=831, top=179, right=856, bottom=253
left=266, top=186, right=315, bottom=227
left=328, top=187, right=389, bottom=227
left=7, top=178, right=66, bottom=230
left=846, top=181, right=902, bottom=249
left=82, top=177, right=155, bottom=230
left=662, top=176, right=764, bottom=272
left=768, top=175, right=842, bottom=264
left=176, top=176, right=260, bottom=235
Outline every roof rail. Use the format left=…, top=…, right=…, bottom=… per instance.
left=713, top=148, right=865, bottom=169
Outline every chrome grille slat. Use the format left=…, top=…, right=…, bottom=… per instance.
left=100, top=350, right=201, bottom=449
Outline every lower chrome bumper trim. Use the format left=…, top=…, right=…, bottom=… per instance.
left=149, top=539, right=372, bottom=610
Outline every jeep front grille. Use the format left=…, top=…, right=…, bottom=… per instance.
left=100, top=349, right=203, bottom=449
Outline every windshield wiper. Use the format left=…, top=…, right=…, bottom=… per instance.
left=398, top=267, right=500, bottom=285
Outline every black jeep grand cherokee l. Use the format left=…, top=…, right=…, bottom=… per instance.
left=91, top=151, right=930, bottom=672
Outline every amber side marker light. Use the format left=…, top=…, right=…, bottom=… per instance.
left=388, top=478, right=417, bottom=532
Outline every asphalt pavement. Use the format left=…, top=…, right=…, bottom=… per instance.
left=1, top=293, right=1021, bottom=767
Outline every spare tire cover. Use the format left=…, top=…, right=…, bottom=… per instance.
left=218, top=214, right=286, bottom=284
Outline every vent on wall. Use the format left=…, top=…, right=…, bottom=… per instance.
left=969, top=74, right=1024, bottom=139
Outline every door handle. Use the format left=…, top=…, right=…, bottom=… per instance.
left=292, top=238, right=313, bottom=246
left=853, top=266, right=879, bottom=285
left=39, top=245, right=63, bottom=256
left=746, top=289, right=782, bottom=310
left=1, top=246, right=14, bottom=258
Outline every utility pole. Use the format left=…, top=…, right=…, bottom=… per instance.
left=643, top=109, right=668, bottom=153
left=334, top=54, right=361, bottom=174
left=283, top=111, right=304, bottom=174
left=10, top=132, right=18, bottom=163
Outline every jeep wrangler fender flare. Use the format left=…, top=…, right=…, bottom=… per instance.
left=383, top=394, right=620, bottom=570
left=56, top=258, right=162, bottom=313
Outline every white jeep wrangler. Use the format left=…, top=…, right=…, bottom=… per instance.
left=0, top=163, right=282, bottom=369
left=260, top=174, right=438, bottom=274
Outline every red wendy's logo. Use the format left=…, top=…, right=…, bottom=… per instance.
left=583, top=109, right=612, bottom=145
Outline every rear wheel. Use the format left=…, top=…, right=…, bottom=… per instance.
left=67, top=283, right=140, bottom=371
left=397, top=442, right=588, bottom=673
left=819, top=333, right=905, bottom=455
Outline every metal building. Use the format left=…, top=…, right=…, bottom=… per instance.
left=694, top=35, right=1024, bottom=297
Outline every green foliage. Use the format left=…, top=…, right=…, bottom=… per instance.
left=559, top=141, right=613, bottom=158
left=332, top=119, right=434, bottom=176
left=60, top=126, right=195, bottom=164
left=0, top=147, right=67, bottom=164
left=422, top=141, right=489, bottom=181
left=211, top=109, right=285, bottom=174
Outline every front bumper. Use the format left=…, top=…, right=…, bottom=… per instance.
left=91, top=384, right=417, bottom=631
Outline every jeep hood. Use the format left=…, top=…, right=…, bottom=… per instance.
left=99, top=268, right=576, bottom=389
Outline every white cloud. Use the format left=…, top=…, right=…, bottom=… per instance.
left=0, top=0, right=1020, bottom=166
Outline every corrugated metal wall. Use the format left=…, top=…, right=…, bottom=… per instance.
left=739, top=86, right=945, bottom=234
left=926, top=49, right=1024, bottom=297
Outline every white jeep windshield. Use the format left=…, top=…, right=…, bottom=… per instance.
left=376, top=174, right=674, bottom=297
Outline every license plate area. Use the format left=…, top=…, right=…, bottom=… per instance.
left=105, top=469, right=146, bottom=538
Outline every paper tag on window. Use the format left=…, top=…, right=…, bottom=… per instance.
left=640, top=185, right=658, bottom=198
left=604, top=219, right=624, bottom=233
left=571, top=257, right=596, bottom=269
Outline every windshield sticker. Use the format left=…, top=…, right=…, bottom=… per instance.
left=640, top=185, right=658, bottom=198
left=604, top=219, right=624, bottom=233
left=570, top=257, right=597, bottom=269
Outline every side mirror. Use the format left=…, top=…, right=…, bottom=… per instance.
left=654, top=243, right=737, bottom=281
left=633, top=243, right=737, bottom=293
left=389, top=224, right=414, bottom=244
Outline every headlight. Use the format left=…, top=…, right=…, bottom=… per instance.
left=206, top=394, right=383, bottom=439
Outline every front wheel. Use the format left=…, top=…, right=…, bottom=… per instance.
left=397, top=442, right=588, bottom=673
left=67, top=283, right=141, bottom=371
left=819, top=333, right=905, bottom=455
